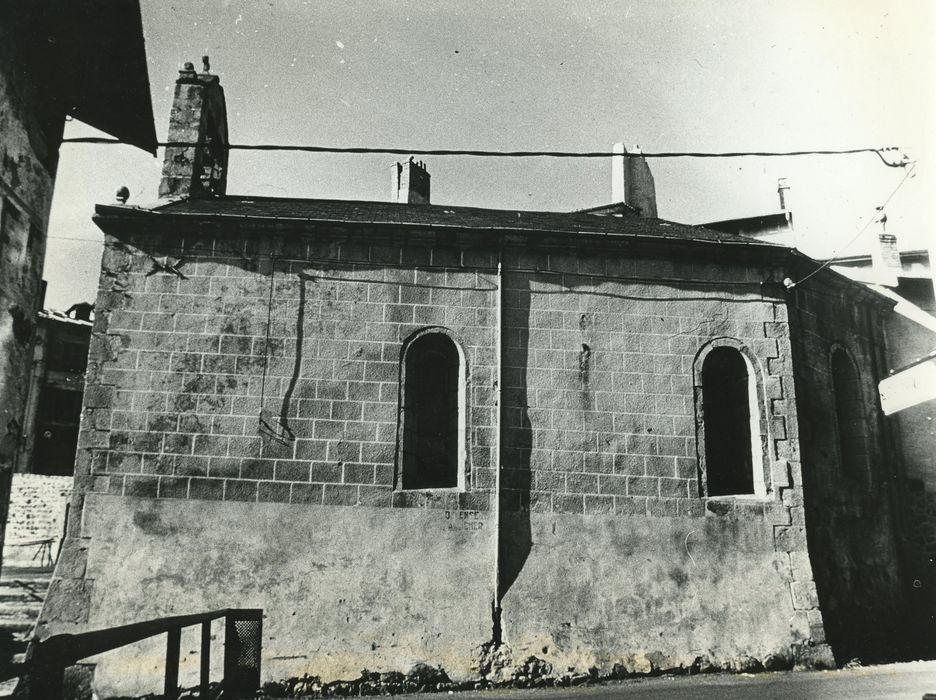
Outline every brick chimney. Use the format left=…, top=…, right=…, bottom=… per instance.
left=391, top=158, right=430, bottom=205
left=611, top=143, right=657, bottom=218
left=158, top=57, right=229, bottom=198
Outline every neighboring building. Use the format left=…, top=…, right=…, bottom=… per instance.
left=703, top=179, right=797, bottom=248
left=18, top=305, right=93, bottom=478
left=828, top=248, right=935, bottom=486
left=1, top=306, right=92, bottom=568
left=37, top=65, right=923, bottom=696
left=830, top=247, right=936, bottom=638
left=0, top=0, right=156, bottom=573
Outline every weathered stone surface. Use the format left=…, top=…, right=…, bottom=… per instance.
left=793, top=642, right=837, bottom=671
left=1, top=474, right=72, bottom=566
left=39, top=73, right=916, bottom=696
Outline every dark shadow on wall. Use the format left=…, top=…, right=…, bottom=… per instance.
left=902, top=483, right=936, bottom=658
left=498, top=274, right=533, bottom=608
left=804, top=493, right=908, bottom=663
left=787, top=295, right=917, bottom=664
left=278, top=273, right=309, bottom=433
left=260, top=271, right=311, bottom=448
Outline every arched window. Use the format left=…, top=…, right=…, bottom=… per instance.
left=830, top=348, right=868, bottom=481
left=697, top=344, right=766, bottom=497
left=399, top=331, right=465, bottom=490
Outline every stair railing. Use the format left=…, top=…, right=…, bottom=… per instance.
left=25, top=608, right=261, bottom=699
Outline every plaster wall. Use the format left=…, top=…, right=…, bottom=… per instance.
left=502, top=511, right=807, bottom=671
left=58, top=495, right=494, bottom=696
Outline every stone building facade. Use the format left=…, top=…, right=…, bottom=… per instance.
left=2, top=308, right=91, bottom=567
left=17, top=307, right=93, bottom=478
left=0, top=0, right=155, bottom=572
left=36, top=66, right=920, bottom=695
left=709, top=198, right=936, bottom=653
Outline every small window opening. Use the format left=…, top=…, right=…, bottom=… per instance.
left=34, top=388, right=82, bottom=476
left=701, top=346, right=764, bottom=497
left=401, top=332, right=463, bottom=489
left=831, top=348, right=868, bottom=481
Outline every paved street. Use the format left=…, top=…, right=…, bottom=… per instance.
left=414, top=662, right=936, bottom=699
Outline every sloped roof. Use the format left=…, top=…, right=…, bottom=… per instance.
left=103, top=195, right=780, bottom=248
left=57, top=0, right=157, bottom=154
left=39, top=309, right=92, bottom=327
left=702, top=212, right=791, bottom=235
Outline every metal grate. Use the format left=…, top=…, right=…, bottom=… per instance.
left=224, top=611, right=262, bottom=695
left=232, top=618, right=262, bottom=667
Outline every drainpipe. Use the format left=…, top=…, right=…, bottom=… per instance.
left=492, top=243, right=503, bottom=643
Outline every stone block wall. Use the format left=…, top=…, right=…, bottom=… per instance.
left=499, top=252, right=796, bottom=515
left=496, top=248, right=826, bottom=670
left=79, top=230, right=497, bottom=513
left=788, top=280, right=907, bottom=663
left=41, top=219, right=855, bottom=692
left=1, top=473, right=72, bottom=567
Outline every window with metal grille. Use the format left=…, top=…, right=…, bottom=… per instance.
left=399, top=331, right=464, bottom=490
left=700, top=346, right=764, bottom=497
left=831, top=348, right=868, bottom=481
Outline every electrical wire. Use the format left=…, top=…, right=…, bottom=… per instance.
left=47, top=235, right=103, bottom=242
left=59, top=137, right=908, bottom=164
left=788, top=162, right=917, bottom=288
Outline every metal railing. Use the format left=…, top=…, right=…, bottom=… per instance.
left=25, top=608, right=262, bottom=699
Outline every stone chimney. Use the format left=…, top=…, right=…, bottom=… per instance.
left=158, top=57, right=229, bottom=198
left=391, top=158, right=430, bottom=205
left=777, top=177, right=791, bottom=214
left=611, top=143, right=657, bottom=218
left=776, top=177, right=805, bottom=249
left=871, top=223, right=902, bottom=288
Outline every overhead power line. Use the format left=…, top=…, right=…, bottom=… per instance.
left=789, top=161, right=918, bottom=287
left=60, top=137, right=910, bottom=166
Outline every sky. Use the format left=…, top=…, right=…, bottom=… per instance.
left=43, top=0, right=935, bottom=310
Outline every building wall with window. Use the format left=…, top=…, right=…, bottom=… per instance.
left=35, top=195, right=918, bottom=695
left=2, top=309, right=90, bottom=566
left=33, top=66, right=911, bottom=690
left=788, top=279, right=910, bottom=662
left=494, top=251, right=840, bottom=673
left=41, top=226, right=501, bottom=693
left=17, top=309, right=92, bottom=477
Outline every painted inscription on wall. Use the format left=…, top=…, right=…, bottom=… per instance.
left=444, top=510, right=484, bottom=531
